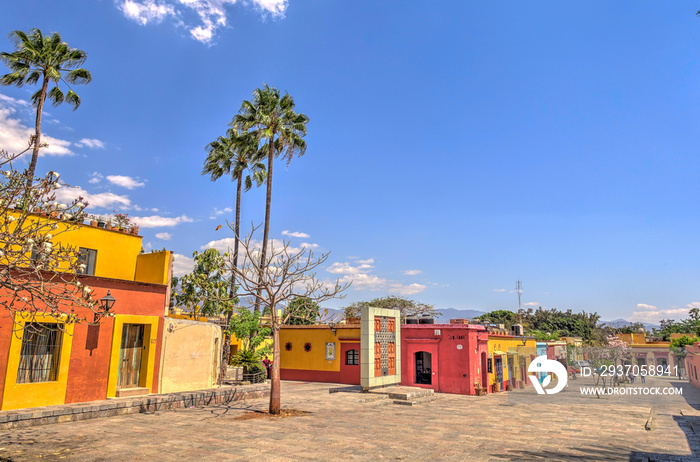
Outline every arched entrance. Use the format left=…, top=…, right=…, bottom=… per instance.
left=415, top=351, right=432, bottom=385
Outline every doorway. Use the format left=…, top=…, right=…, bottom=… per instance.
left=495, top=356, right=503, bottom=386
left=415, top=351, right=432, bottom=385
left=118, top=324, right=145, bottom=389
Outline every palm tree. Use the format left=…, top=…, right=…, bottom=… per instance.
left=232, top=84, right=309, bottom=313
left=0, top=28, right=92, bottom=183
left=202, top=128, right=265, bottom=381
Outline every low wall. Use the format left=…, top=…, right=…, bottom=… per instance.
left=0, top=383, right=269, bottom=430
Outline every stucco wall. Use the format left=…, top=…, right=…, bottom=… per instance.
left=159, top=318, right=222, bottom=394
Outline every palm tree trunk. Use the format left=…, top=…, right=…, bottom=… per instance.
left=253, top=141, right=274, bottom=314
left=26, top=75, right=49, bottom=188
left=220, top=170, right=244, bottom=383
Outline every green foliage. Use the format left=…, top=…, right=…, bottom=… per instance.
left=1, top=28, right=92, bottom=109
left=608, top=322, right=647, bottom=334
left=228, top=308, right=271, bottom=352
left=230, top=349, right=261, bottom=374
left=283, top=296, right=320, bottom=325
left=343, top=296, right=440, bottom=321
left=174, top=248, right=234, bottom=317
left=670, top=335, right=699, bottom=358
left=521, top=308, right=600, bottom=341
left=478, top=310, right=518, bottom=329
left=530, top=330, right=560, bottom=341
left=653, top=315, right=700, bottom=341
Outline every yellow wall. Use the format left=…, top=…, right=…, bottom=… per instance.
left=4, top=211, right=172, bottom=284
left=135, top=251, right=172, bottom=284
left=279, top=326, right=360, bottom=371
left=487, top=335, right=537, bottom=386
left=107, top=315, right=160, bottom=397
left=2, top=313, right=74, bottom=410
left=159, top=318, right=221, bottom=393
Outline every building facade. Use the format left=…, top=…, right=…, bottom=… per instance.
left=0, top=215, right=173, bottom=410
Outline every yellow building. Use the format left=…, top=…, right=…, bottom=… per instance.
left=279, top=324, right=362, bottom=384
left=1, top=212, right=174, bottom=410
left=487, top=334, right=537, bottom=391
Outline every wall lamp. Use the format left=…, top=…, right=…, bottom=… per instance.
left=93, top=290, right=117, bottom=323
left=328, top=321, right=337, bottom=336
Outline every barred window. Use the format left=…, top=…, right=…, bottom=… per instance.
left=346, top=349, right=359, bottom=366
left=16, top=323, right=63, bottom=383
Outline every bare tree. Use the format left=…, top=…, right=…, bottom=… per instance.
left=228, top=226, right=349, bottom=414
left=1, top=151, right=103, bottom=333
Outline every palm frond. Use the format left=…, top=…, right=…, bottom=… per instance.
left=47, top=85, right=64, bottom=106
left=64, top=89, right=80, bottom=109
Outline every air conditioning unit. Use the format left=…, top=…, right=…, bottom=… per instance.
left=512, top=324, right=524, bottom=336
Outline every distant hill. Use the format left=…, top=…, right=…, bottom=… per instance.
left=600, top=318, right=660, bottom=330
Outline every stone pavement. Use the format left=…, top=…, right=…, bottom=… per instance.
left=1, top=375, right=699, bottom=461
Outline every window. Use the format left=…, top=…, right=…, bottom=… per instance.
left=346, top=349, right=359, bottom=366
left=78, top=247, right=97, bottom=275
left=17, top=323, right=63, bottom=383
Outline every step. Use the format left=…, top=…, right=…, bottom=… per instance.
left=388, top=389, right=434, bottom=401
left=115, top=387, right=150, bottom=398
left=392, top=395, right=440, bottom=406
left=357, top=394, right=388, bottom=404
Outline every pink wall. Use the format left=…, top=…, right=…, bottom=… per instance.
left=686, top=343, right=700, bottom=388
left=400, top=324, right=488, bottom=395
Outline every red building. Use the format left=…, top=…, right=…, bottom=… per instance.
left=400, top=323, right=489, bottom=395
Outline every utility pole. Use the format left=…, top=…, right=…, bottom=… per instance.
left=516, top=279, right=523, bottom=324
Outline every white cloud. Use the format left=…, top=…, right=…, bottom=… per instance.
left=301, top=242, right=318, bottom=249
left=172, top=253, right=195, bottom=277
left=524, top=302, right=539, bottom=307
left=403, top=269, right=422, bottom=276
left=630, top=302, right=700, bottom=323
left=75, top=138, right=105, bottom=149
left=54, top=185, right=131, bottom=209
left=327, top=261, right=375, bottom=275
left=119, top=0, right=177, bottom=25
left=0, top=94, right=29, bottom=107
left=209, top=207, right=233, bottom=219
left=88, top=172, right=104, bottom=184
left=493, top=288, right=507, bottom=292
left=155, top=232, right=172, bottom=240
left=630, top=302, right=698, bottom=323
left=0, top=104, right=73, bottom=158
left=116, top=0, right=288, bottom=44
left=282, top=230, right=310, bottom=239
left=106, top=175, right=145, bottom=189
left=327, top=258, right=426, bottom=296
left=131, top=214, right=194, bottom=228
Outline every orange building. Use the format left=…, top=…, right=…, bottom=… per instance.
left=0, top=215, right=173, bottom=410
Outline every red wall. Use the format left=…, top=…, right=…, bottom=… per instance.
left=400, top=324, right=488, bottom=395
left=339, top=342, right=361, bottom=385
left=0, top=274, right=167, bottom=408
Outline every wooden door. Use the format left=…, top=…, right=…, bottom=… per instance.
left=118, top=324, right=144, bottom=389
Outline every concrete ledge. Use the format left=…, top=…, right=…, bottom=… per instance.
left=0, top=383, right=270, bottom=430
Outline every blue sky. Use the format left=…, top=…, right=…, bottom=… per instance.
left=1, top=1, right=700, bottom=323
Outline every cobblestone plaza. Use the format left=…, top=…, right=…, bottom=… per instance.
left=1, top=374, right=700, bottom=461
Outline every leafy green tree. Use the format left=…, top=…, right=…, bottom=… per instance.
left=529, top=330, right=560, bottom=341
left=202, top=128, right=265, bottom=371
left=1, top=29, right=91, bottom=183
left=232, top=85, right=309, bottom=313
left=343, top=296, right=440, bottom=322
left=174, top=248, right=233, bottom=318
left=227, top=307, right=271, bottom=353
left=478, top=310, right=518, bottom=329
left=230, top=349, right=262, bottom=376
left=283, top=296, right=320, bottom=325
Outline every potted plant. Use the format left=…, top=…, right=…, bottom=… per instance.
left=493, top=381, right=501, bottom=393
left=89, top=215, right=98, bottom=227
left=105, top=217, right=113, bottom=230
left=113, top=212, right=130, bottom=233
left=130, top=224, right=140, bottom=235
left=96, top=215, right=106, bottom=228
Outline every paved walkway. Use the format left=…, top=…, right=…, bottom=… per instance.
left=1, top=375, right=699, bottom=461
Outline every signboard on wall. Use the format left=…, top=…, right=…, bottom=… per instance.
left=325, top=342, right=336, bottom=360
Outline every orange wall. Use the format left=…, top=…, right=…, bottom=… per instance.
left=0, top=275, right=167, bottom=409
